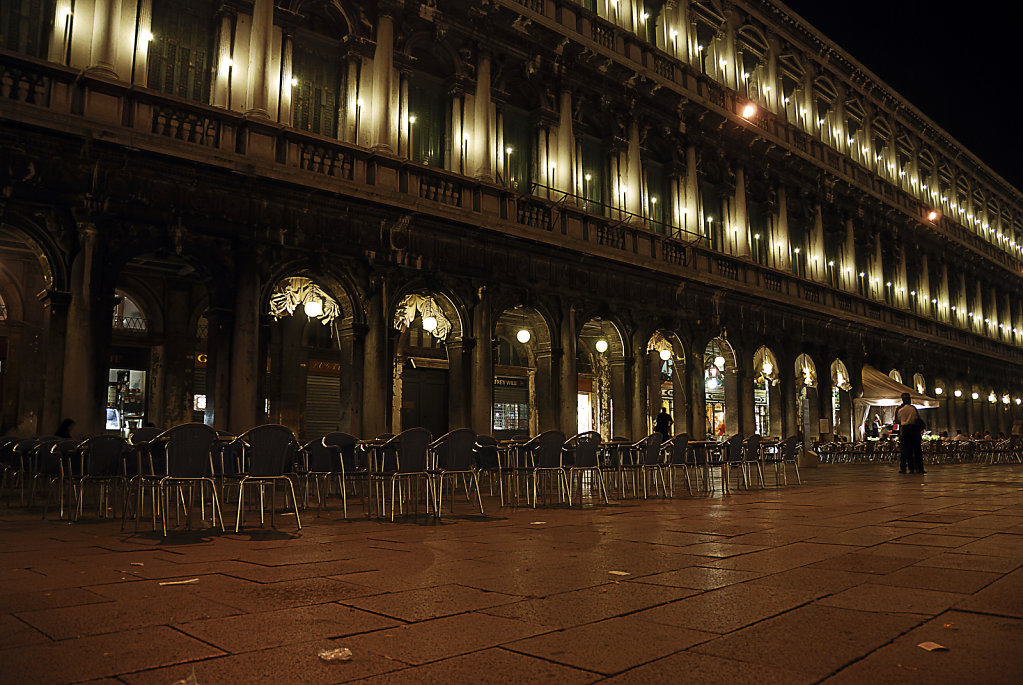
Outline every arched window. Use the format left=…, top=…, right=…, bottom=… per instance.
left=895, top=133, right=914, bottom=190
left=291, top=9, right=345, bottom=138
left=691, top=3, right=727, bottom=81
left=918, top=149, right=936, bottom=201
left=871, top=118, right=891, bottom=177
left=813, top=76, right=839, bottom=146
left=112, top=292, right=148, bottom=332
left=0, top=1, right=55, bottom=59
left=407, top=47, right=452, bottom=168
left=736, top=25, right=770, bottom=104
left=844, top=97, right=866, bottom=164
left=147, top=0, right=216, bottom=103
left=777, top=54, right=806, bottom=128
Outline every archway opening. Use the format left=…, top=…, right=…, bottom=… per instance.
left=645, top=331, right=686, bottom=435
left=795, top=353, right=818, bottom=440
left=493, top=306, right=551, bottom=439
left=753, top=346, right=780, bottom=437
left=577, top=318, right=625, bottom=439
left=831, top=359, right=853, bottom=440
left=704, top=337, right=736, bottom=437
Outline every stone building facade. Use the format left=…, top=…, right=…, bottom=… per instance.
left=1, top=0, right=1022, bottom=441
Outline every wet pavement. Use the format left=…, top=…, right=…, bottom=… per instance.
left=1, top=463, right=1022, bottom=684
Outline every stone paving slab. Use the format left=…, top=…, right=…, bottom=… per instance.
left=1, top=464, right=1023, bottom=682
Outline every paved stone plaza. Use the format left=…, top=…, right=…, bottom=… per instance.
left=2, top=464, right=1022, bottom=684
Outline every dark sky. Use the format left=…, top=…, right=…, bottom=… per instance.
left=779, top=1, right=1022, bottom=193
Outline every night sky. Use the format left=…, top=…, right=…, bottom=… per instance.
left=779, top=1, right=1022, bottom=193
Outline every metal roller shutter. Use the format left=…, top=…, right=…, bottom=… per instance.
left=304, top=375, right=341, bottom=440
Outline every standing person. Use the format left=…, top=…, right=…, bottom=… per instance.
left=867, top=416, right=881, bottom=439
left=653, top=407, right=673, bottom=442
left=895, top=393, right=925, bottom=474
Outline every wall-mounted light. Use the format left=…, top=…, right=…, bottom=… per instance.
left=741, top=103, right=758, bottom=119
left=516, top=329, right=531, bottom=344
left=934, top=387, right=943, bottom=395
left=954, top=389, right=962, bottom=397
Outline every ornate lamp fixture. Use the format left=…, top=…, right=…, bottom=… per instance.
left=394, top=294, right=451, bottom=341
left=269, top=277, right=340, bottom=325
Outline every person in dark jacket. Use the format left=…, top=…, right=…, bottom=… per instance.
left=653, top=407, right=673, bottom=441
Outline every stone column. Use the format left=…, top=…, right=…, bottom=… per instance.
left=228, top=253, right=261, bottom=433
left=557, top=308, right=578, bottom=435
left=361, top=285, right=390, bottom=437
left=338, top=324, right=364, bottom=436
left=780, top=354, right=798, bottom=438
left=61, top=225, right=107, bottom=435
left=556, top=89, right=574, bottom=196
left=88, top=0, right=122, bottom=77
left=39, top=290, right=71, bottom=435
left=625, top=119, right=642, bottom=217
left=204, top=307, right=233, bottom=430
left=474, top=52, right=494, bottom=181
left=370, top=11, right=395, bottom=152
left=279, top=34, right=294, bottom=125
left=213, top=11, right=234, bottom=108
left=245, top=0, right=275, bottom=116
left=688, top=351, right=707, bottom=438
left=446, top=338, right=470, bottom=431
left=471, top=301, right=493, bottom=434
left=610, top=355, right=630, bottom=438
left=738, top=349, right=756, bottom=436
left=732, top=166, right=749, bottom=257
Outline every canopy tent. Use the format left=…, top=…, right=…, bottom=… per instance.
left=858, top=365, right=940, bottom=408
left=853, top=366, right=939, bottom=438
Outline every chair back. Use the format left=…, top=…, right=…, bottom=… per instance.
left=741, top=434, right=761, bottom=463
left=528, top=430, right=566, bottom=469
left=128, top=427, right=161, bottom=446
left=30, top=438, right=63, bottom=475
left=472, top=435, right=500, bottom=470
left=433, top=428, right=477, bottom=471
left=302, top=439, right=340, bottom=473
left=78, top=435, right=129, bottom=477
left=235, top=424, right=299, bottom=477
left=666, top=433, right=690, bottom=465
left=389, top=427, right=431, bottom=473
left=639, top=433, right=663, bottom=466
left=322, top=432, right=359, bottom=471
left=566, top=431, right=601, bottom=468
left=781, top=435, right=799, bottom=461
left=156, top=423, right=219, bottom=478
left=722, top=433, right=744, bottom=461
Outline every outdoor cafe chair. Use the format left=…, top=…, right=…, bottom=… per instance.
left=70, top=435, right=130, bottom=520
left=472, top=435, right=508, bottom=506
left=122, top=423, right=225, bottom=535
left=226, top=424, right=302, bottom=533
left=521, top=430, right=567, bottom=508
left=321, top=431, right=363, bottom=517
left=562, top=431, right=609, bottom=506
left=661, top=433, right=692, bottom=497
left=372, top=427, right=433, bottom=521
left=718, top=433, right=745, bottom=492
left=622, top=433, right=666, bottom=499
left=30, top=439, right=76, bottom=519
left=771, top=435, right=801, bottom=485
left=732, top=434, right=763, bottom=489
left=430, top=428, right=484, bottom=516
left=301, top=437, right=343, bottom=517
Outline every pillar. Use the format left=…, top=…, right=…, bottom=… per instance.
left=245, top=0, right=275, bottom=116
left=88, top=0, right=122, bottom=77
left=471, top=301, right=493, bottom=434
left=610, top=355, right=630, bottom=438
left=557, top=307, right=578, bottom=435
left=688, top=351, right=707, bottom=438
left=780, top=355, right=798, bottom=438
left=204, top=307, right=233, bottom=430
left=228, top=253, right=260, bottom=432
left=61, top=225, right=107, bottom=435
left=361, top=286, right=390, bottom=437
left=446, top=338, right=470, bottom=431
left=370, top=11, right=395, bottom=152
left=738, top=350, right=756, bottom=436
left=39, top=290, right=71, bottom=435
left=474, top=53, right=494, bottom=181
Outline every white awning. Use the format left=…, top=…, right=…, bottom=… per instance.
left=858, top=365, right=939, bottom=408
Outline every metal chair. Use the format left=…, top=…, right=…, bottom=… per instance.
left=562, top=431, right=609, bottom=506
left=623, top=433, right=666, bottom=498
left=70, top=435, right=130, bottom=520
left=318, top=431, right=362, bottom=518
left=772, top=435, right=801, bottom=485
left=472, top=435, right=508, bottom=506
left=430, top=428, right=484, bottom=516
left=661, top=433, right=692, bottom=497
left=123, top=423, right=225, bottom=535
left=226, top=424, right=302, bottom=532
left=718, top=433, right=745, bottom=492
left=373, top=427, right=433, bottom=521
left=521, top=430, right=567, bottom=508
